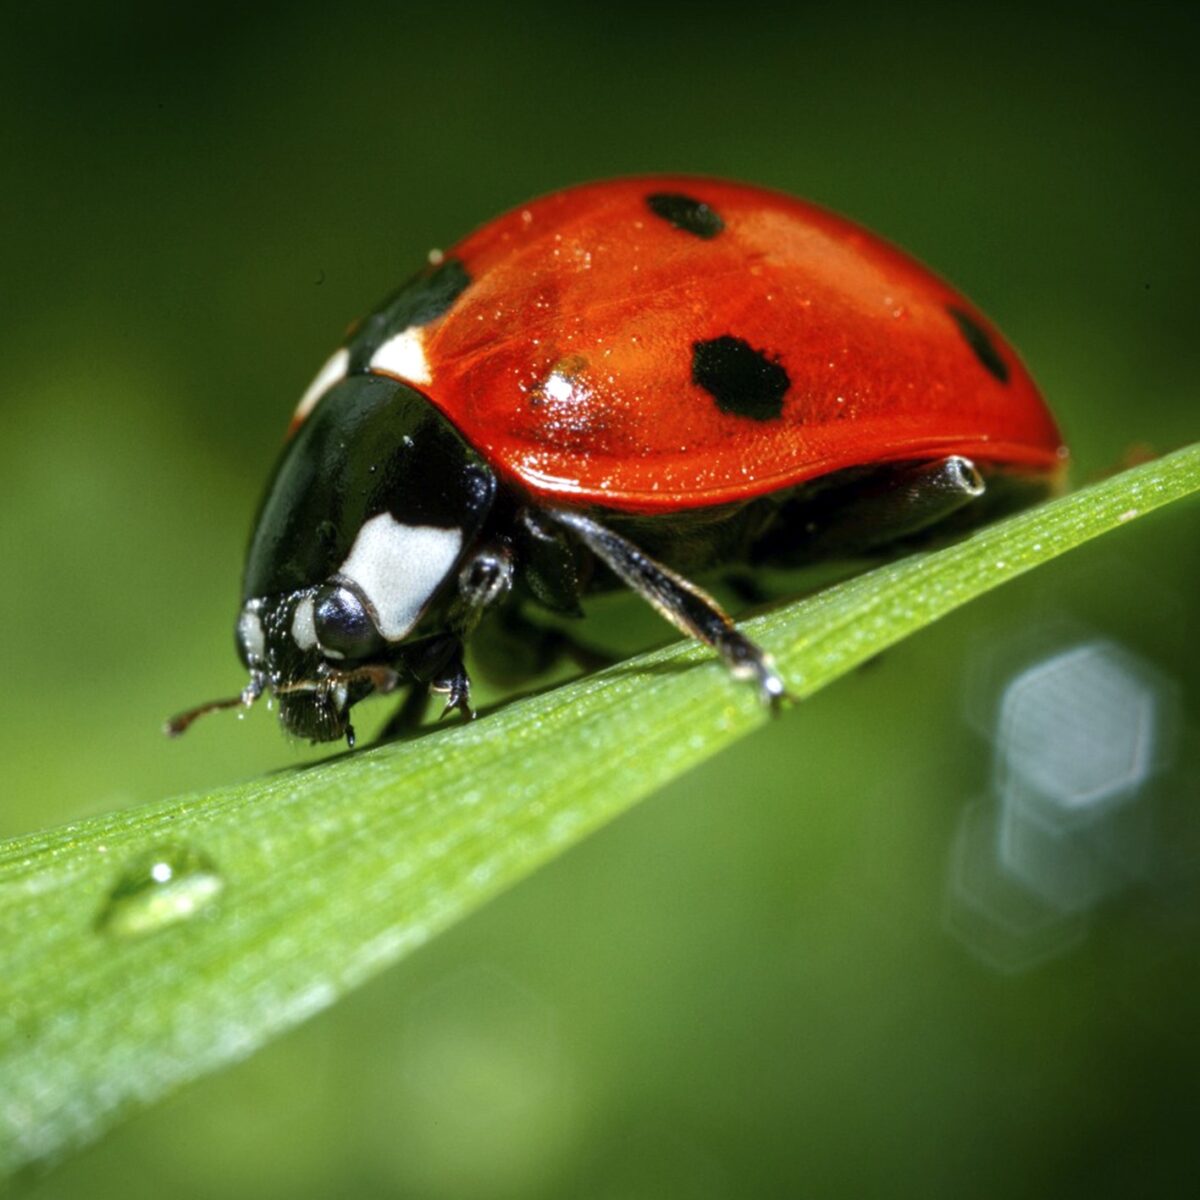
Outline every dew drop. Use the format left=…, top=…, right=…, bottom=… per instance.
left=96, top=844, right=224, bottom=939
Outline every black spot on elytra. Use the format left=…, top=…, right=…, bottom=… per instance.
left=947, top=305, right=1009, bottom=384
left=347, top=259, right=471, bottom=371
left=692, top=335, right=790, bottom=421
left=646, top=193, right=725, bottom=239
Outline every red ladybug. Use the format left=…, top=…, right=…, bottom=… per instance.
left=170, top=176, right=1066, bottom=745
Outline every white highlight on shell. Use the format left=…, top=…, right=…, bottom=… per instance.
left=337, top=513, right=462, bottom=641
left=543, top=372, right=574, bottom=403
left=293, top=346, right=350, bottom=425
left=370, top=327, right=432, bottom=386
left=291, top=593, right=318, bottom=650
left=237, top=606, right=266, bottom=663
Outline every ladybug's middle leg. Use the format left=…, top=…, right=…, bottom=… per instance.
left=544, top=508, right=787, bottom=709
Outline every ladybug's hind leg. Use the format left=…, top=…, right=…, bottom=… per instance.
left=762, top=456, right=986, bottom=564
left=814, top=455, right=985, bottom=552
left=545, top=508, right=787, bottom=709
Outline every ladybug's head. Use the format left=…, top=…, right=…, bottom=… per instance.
left=167, top=374, right=496, bottom=745
left=230, top=593, right=385, bottom=744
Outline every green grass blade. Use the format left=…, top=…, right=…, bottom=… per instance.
left=2, top=443, right=1197, bottom=1176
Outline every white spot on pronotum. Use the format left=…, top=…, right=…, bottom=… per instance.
left=237, top=606, right=266, bottom=663
left=370, top=327, right=432, bottom=386
left=337, top=514, right=462, bottom=640
left=291, top=594, right=318, bottom=650
left=293, top=346, right=350, bottom=426
left=427, top=247, right=444, bottom=265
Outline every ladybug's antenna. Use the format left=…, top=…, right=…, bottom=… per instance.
left=164, top=677, right=264, bottom=738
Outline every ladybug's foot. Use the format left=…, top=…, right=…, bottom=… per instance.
left=713, top=629, right=789, bottom=711
left=545, top=507, right=791, bottom=712
left=433, top=668, right=474, bottom=721
left=431, top=648, right=475, bottom=722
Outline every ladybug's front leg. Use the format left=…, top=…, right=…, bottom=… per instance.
left=388, top=632, right=475, bottom=726
left=432, top=542, right=516, bottom=721
left=544, top=509, right=788, bottom=710
left=381, top=544, right=514, bottom=737
left=375, top=652, right=473, bottom=739
left=429, top=644, right=473, bottom=721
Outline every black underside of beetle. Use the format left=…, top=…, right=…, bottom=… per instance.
left=597, top=458, right=1050, bottom=577
left=386, top=455, right=1050, bottom=739
left=222, top=375, right=1056, bottom=745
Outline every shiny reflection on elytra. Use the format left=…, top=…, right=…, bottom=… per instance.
left=945, top=639, right=1179, bottom=973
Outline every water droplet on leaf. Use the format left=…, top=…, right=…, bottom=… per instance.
left=96, top=844, right=224, bottom=939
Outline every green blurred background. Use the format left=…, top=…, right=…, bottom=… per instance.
left=4, top=1, right=1198, bottom=1195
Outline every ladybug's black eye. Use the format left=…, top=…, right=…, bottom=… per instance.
left=313, top=584, right=384, bottom=661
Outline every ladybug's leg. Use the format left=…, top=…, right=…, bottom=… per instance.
left=429, top=644, right=473, bottom=721
left=545, top=508, right=787, bottom=709
left=380, top=545, right=515, bottom=737
left=443, top=541, right=517, bottom=717
left=513, top=509, right=586, bottom=616
left=407, top=543, right=516, bottom=724
left=389, top=631, right=476, bottom=722
left=807, top=455, right=985, bottom=555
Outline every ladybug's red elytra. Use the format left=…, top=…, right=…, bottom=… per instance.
left=169, top=176, right=1067, bottom=745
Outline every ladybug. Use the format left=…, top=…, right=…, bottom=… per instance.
left=168, top=176, right=1066, bottom=746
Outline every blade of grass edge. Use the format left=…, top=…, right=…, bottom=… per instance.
left=1, top=442, right=1197, bottom=1177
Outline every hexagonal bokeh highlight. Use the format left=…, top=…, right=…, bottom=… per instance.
left=943, top=799, right=1088, bottom=974
left=995, top=641, right=1175, bottom=819
left=994, top=640, right=1176, bottom=912
left=945, top=636, right=1182, bottom=971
